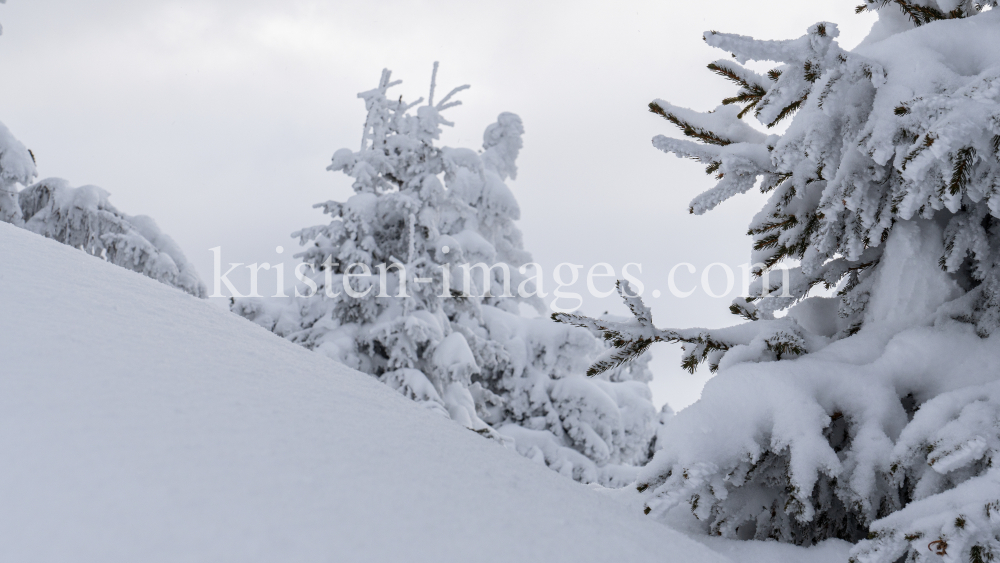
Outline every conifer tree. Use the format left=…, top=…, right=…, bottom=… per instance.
left=0, top=9, right=205, bottom=298
left=15, top=178, right=206, bottom=297
left=556, top=1, right=1000, bottom=558
left=0, top=121, right=36, bottom=225
left=234, top=65, right=658, bottom=485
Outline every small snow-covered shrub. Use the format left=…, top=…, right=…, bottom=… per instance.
left=234, top=65, right=657, bottom=485
left=557, top=0, right=1000, bottom=558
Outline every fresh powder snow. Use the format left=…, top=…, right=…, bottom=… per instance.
left=0, top=221, right=728, bottom=563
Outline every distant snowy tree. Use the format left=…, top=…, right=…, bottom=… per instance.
left=0, top=121, right=35, bottom=225
left=2, top=171, right=207, bottom=298
left=0, top=5, right=205, bottom=298
left=16, top=178, right=206, bottom=297
left=556, top=1, right=1000, bottom=559
left=234, top=64, right=657, bottom=485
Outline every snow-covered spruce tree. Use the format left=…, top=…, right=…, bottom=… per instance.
left=233, top=65, right=657, bottom=485
left=0, top=123, right=207, bottom=297
left=15, top=178, right=207, bottom=297
left=0, top=133, right=205, bottom=297
left=0, top=120, right=35, bottom=225
left=555, top=2, right=1000, bottom=559
left=0, top=16, right=205, bottom=297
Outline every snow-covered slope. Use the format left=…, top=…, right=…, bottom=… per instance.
left=0, top=222, right=725, bottom=563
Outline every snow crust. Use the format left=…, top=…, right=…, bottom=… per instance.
left=0, top=222, right=725, bottom=563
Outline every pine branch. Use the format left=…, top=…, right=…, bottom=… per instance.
left=947, top=147, right=977, bottom=196
left=764, top=330, right=807, bottom=360
left=586, top=339, right=655, bottom=377
left=553, top=277, right=826, bottom=374
left=764, top=95, right=807, bottom=129
left=901, top=133, right=936, bottom=170
left=894, top=0, right=947, bottom=25
left=707, top=61, right=767, bottom=93
left=709, top=61, right=769, bottom=118
left=803, top=60, right=821, bottom=83
left=652, top=136, right=725, bottom=168
left=748, top=214, right=798, bottom=236
left=722, top=93, right=766, bottom=119
left=649, top=102, right=734, bottom=146
left=729, top=297, right=759, bottom=321
left=619, top=280, right=653, bottom=324
left=865, top=0, right=950, bottom=25
left=759, top=173, right=791, bottom=193
left=552, top=280, right=735, bottom=375
left=753, top=232, right=782, bottom=251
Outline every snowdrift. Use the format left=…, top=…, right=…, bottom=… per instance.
left=0, top=222, right=724, bottom=563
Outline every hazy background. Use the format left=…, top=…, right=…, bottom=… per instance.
left=0, top=0, right=876, bottom=409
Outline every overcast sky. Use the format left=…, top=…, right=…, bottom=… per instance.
left=0, top=0, right=877, bottom=409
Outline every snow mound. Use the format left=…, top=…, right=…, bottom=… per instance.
left=0, top=222, right=725, bottom=563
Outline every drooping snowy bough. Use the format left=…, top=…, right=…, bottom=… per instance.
left=0, top=122, right=205, bottom=297
left=233, top=65, right=659, bottom=486
left=556, top=2, right=1000, bottom=561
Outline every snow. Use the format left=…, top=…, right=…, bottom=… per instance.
left=0, top=221, right=727, bottom=563
left=863, top=220, right=962, bottom=329
left=698, top=536, right=852, bottom=563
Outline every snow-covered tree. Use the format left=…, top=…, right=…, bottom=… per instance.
left=0, top=120, right=35, bottom=225
left=0, top=131, right=205, bottom=297
left=0, top=6, right=37, bottom=226
left=556, top=2, right=1000, bottom=559
left=0, top=8, right=205, bottom=298
left=234, top=64, right=657, bottom=485
left=16, top=178, right=206, bottom=297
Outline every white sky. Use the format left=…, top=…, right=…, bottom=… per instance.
left=0, top=0, right=877, bottom=410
